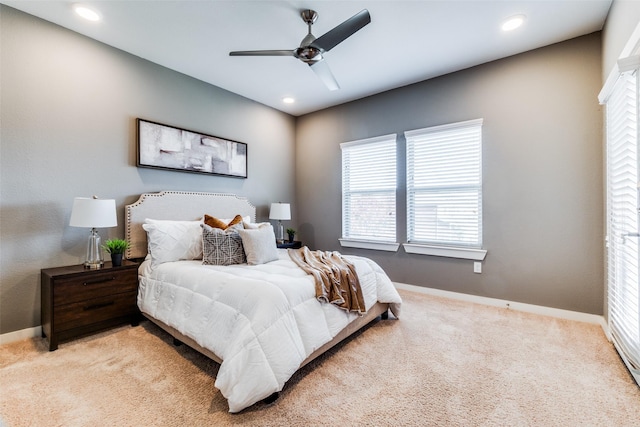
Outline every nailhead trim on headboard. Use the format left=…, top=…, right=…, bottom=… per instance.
left=125, top=191, right=257, bottom=260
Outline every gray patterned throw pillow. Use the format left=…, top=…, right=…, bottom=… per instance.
left=202, top=224, right=246, bottom=266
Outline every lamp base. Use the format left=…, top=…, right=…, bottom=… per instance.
left=84, top=260, right=104, bottom=270
left=276, top=221, right=284, bottom=244
left=84, top=228, right=104, bottom=269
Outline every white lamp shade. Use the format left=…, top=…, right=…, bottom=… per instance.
left=69, top=197, right=117, bottom=228
left=269, top=203, right=291, bottom=220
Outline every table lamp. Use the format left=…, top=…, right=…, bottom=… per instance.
left=269, top=202, right=291, bottom=244
left=70, top=196, right=117, bottom=269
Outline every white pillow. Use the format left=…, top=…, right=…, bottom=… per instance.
left=142, top=219, right=203, bottom=268
left=237, top=223, right=278, bottom=265
left=242, top=221, right=270, bottom=230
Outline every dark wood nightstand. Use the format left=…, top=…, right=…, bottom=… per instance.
left=277, top=240, right=302, bottom=249
left=41, top=260, right=140, bottom=351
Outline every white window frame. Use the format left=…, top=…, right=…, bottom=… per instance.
left=403, top=119, right=486, bottom=260
left=340, top=134, right=399, bottom=252
left=600, top=53, right=640, bottom=387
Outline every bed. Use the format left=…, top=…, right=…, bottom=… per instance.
left=125, top=191, right=402, bottom=412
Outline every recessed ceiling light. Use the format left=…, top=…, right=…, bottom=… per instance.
left=73, top=4, right=101, bottom=22
left=282, top=97, right=295, bottom=104
left=501, top=15, right=525, bottom=32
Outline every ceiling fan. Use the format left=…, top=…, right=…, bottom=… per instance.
left=229, top=9, right=371, bottom=91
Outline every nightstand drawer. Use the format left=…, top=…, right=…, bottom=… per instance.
left=53, top=269, right=138, bottom=305
left=55, top=291, right=138, bottom=332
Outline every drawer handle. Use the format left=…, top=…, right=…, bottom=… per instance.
left=83, top=301, right=115, bottom=311
left=83, top=276, right=116, bottom=286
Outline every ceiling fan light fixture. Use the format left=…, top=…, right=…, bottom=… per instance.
left=294, top=46, right=323, bottom=63
left=501, top=14, right=525, bottom=32
left=73, top=4, right=101, bottom=21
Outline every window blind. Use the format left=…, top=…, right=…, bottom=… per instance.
left=405, top=119, right=483, bottom=247
left=341, top=134, right=397, bottom=242
left=605, top=70, right=640, bottom=383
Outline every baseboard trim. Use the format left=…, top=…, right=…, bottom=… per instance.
left=0, top=326, right=41, bottom=346
left=394, top=282, right=608, bottom=331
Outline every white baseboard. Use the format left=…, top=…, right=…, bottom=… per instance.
left=0, top=326, right=41, bottom=346
left=394, top=282, right=609, bottom=333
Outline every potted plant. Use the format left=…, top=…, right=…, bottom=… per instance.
left=103, top=238, right=129, bottom=267
left=286, top=228, right=296, bottom=243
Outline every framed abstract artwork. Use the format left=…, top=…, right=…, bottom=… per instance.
left=136, top=119, right=247, bottom=178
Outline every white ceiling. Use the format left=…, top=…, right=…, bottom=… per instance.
left=2, top=0, right=612, bottom=116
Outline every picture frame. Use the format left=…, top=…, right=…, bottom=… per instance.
left=136, top=118, right=247, bottom=179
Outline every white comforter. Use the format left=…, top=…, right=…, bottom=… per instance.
left=137, top=249, right=401, bottom=412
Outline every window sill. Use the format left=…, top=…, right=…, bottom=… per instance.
left=339, top=239, right=400, bottom=252
left=403, top=243, right=487, bottom=260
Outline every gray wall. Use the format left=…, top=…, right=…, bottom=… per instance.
left=0, top=6, right=296, bottom=334
left=296, top=33, right=604, bottom=314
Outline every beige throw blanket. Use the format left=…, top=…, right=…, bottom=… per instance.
left=288, top=247, right=366, bottom=314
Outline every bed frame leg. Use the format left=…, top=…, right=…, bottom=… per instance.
left=381, top=309, right=389, bottom=320
left=173, top=337, right=183, bottom=347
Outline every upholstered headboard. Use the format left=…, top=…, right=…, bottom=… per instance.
left=125, top=191, right=256, bottom=260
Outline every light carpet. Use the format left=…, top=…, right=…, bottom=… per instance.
left=1, top=289, right=638, bottom=426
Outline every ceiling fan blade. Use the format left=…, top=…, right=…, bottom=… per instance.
left=229, top=50, right=294, bottom=57
left=310, top=60, right=339, bottom=91
left=310, top=9, right=370, bottom=52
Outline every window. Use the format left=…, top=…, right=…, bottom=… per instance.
left=340, top=134, right=399, bottom=252
left=601, top=66, right=640, bottom=385
left=404, top=119, right=486, bottom=260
